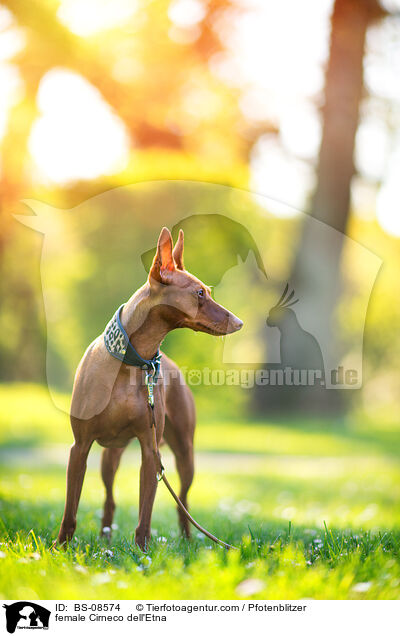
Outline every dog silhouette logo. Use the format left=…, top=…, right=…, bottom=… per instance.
left=267, top=284, right=325, bottom=375
left=2, top=602, right=50, bottom=634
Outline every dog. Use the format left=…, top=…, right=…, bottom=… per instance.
left=58, top=227, right=243, bottom=550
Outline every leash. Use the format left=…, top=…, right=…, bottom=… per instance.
left=145, top=370, right=237, bottom=551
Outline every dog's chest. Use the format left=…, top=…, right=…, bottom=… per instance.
left=95, top=380, right=165, bottom=447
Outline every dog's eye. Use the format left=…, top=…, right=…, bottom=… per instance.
left=197, top=289, right=204, bottom=297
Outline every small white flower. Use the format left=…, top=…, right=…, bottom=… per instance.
left=102, top=526, right=111, bottom=534
left=352, top=582, right=372, bottom=593
left=92, top=572, right=111, bottom=585
left=236, top=578, right=265, bottom=597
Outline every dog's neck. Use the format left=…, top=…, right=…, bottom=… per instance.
left=120, top=283, right=172, bottom=360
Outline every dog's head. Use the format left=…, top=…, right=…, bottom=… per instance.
left=148, top=227, right=243, bottom=336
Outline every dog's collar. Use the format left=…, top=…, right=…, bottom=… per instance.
left=104, top=304, right=162, bottom=376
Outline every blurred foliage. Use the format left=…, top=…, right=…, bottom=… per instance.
left=0, top=0, right=263, bottom=397
left=0, top=0, right=399, bottom=415
left=0, top=0, right=261, bottom=200
left=345, top=216, right=400, bottom=411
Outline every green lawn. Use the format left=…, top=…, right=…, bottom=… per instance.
left=0, top=384, right=400, bottom=599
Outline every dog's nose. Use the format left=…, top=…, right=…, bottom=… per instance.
left=222, top=312, right=243, bottom=334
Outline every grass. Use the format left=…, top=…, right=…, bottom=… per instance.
left=0, top=383, right=400, bottom=599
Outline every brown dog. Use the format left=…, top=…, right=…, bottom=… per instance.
left=58, top=227, right=243, bottom=550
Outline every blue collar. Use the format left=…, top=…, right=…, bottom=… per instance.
left=104, top=304, right=162, bottom=376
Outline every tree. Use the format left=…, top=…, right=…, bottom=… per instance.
left=254, top=0, right=386, bottom=414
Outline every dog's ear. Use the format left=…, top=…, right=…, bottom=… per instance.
left=149, top=227, right=175, bottom=283
left=172, top=229, right=184, bottom=270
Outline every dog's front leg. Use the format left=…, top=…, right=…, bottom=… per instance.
left=135, top=435, right=158, bottom=551
left=58, top=440, right=92, bottom=544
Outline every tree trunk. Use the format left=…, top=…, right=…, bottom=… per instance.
left=254, top=0, right=383, bottom=414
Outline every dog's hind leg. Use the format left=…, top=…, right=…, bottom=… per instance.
left=163, top=416, right=194, bottom=538
left=100, top=446, right=125, bottom=538
left=164, top=383, right=195, bottom=538
left=58, top=438, right=93, bottom=544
